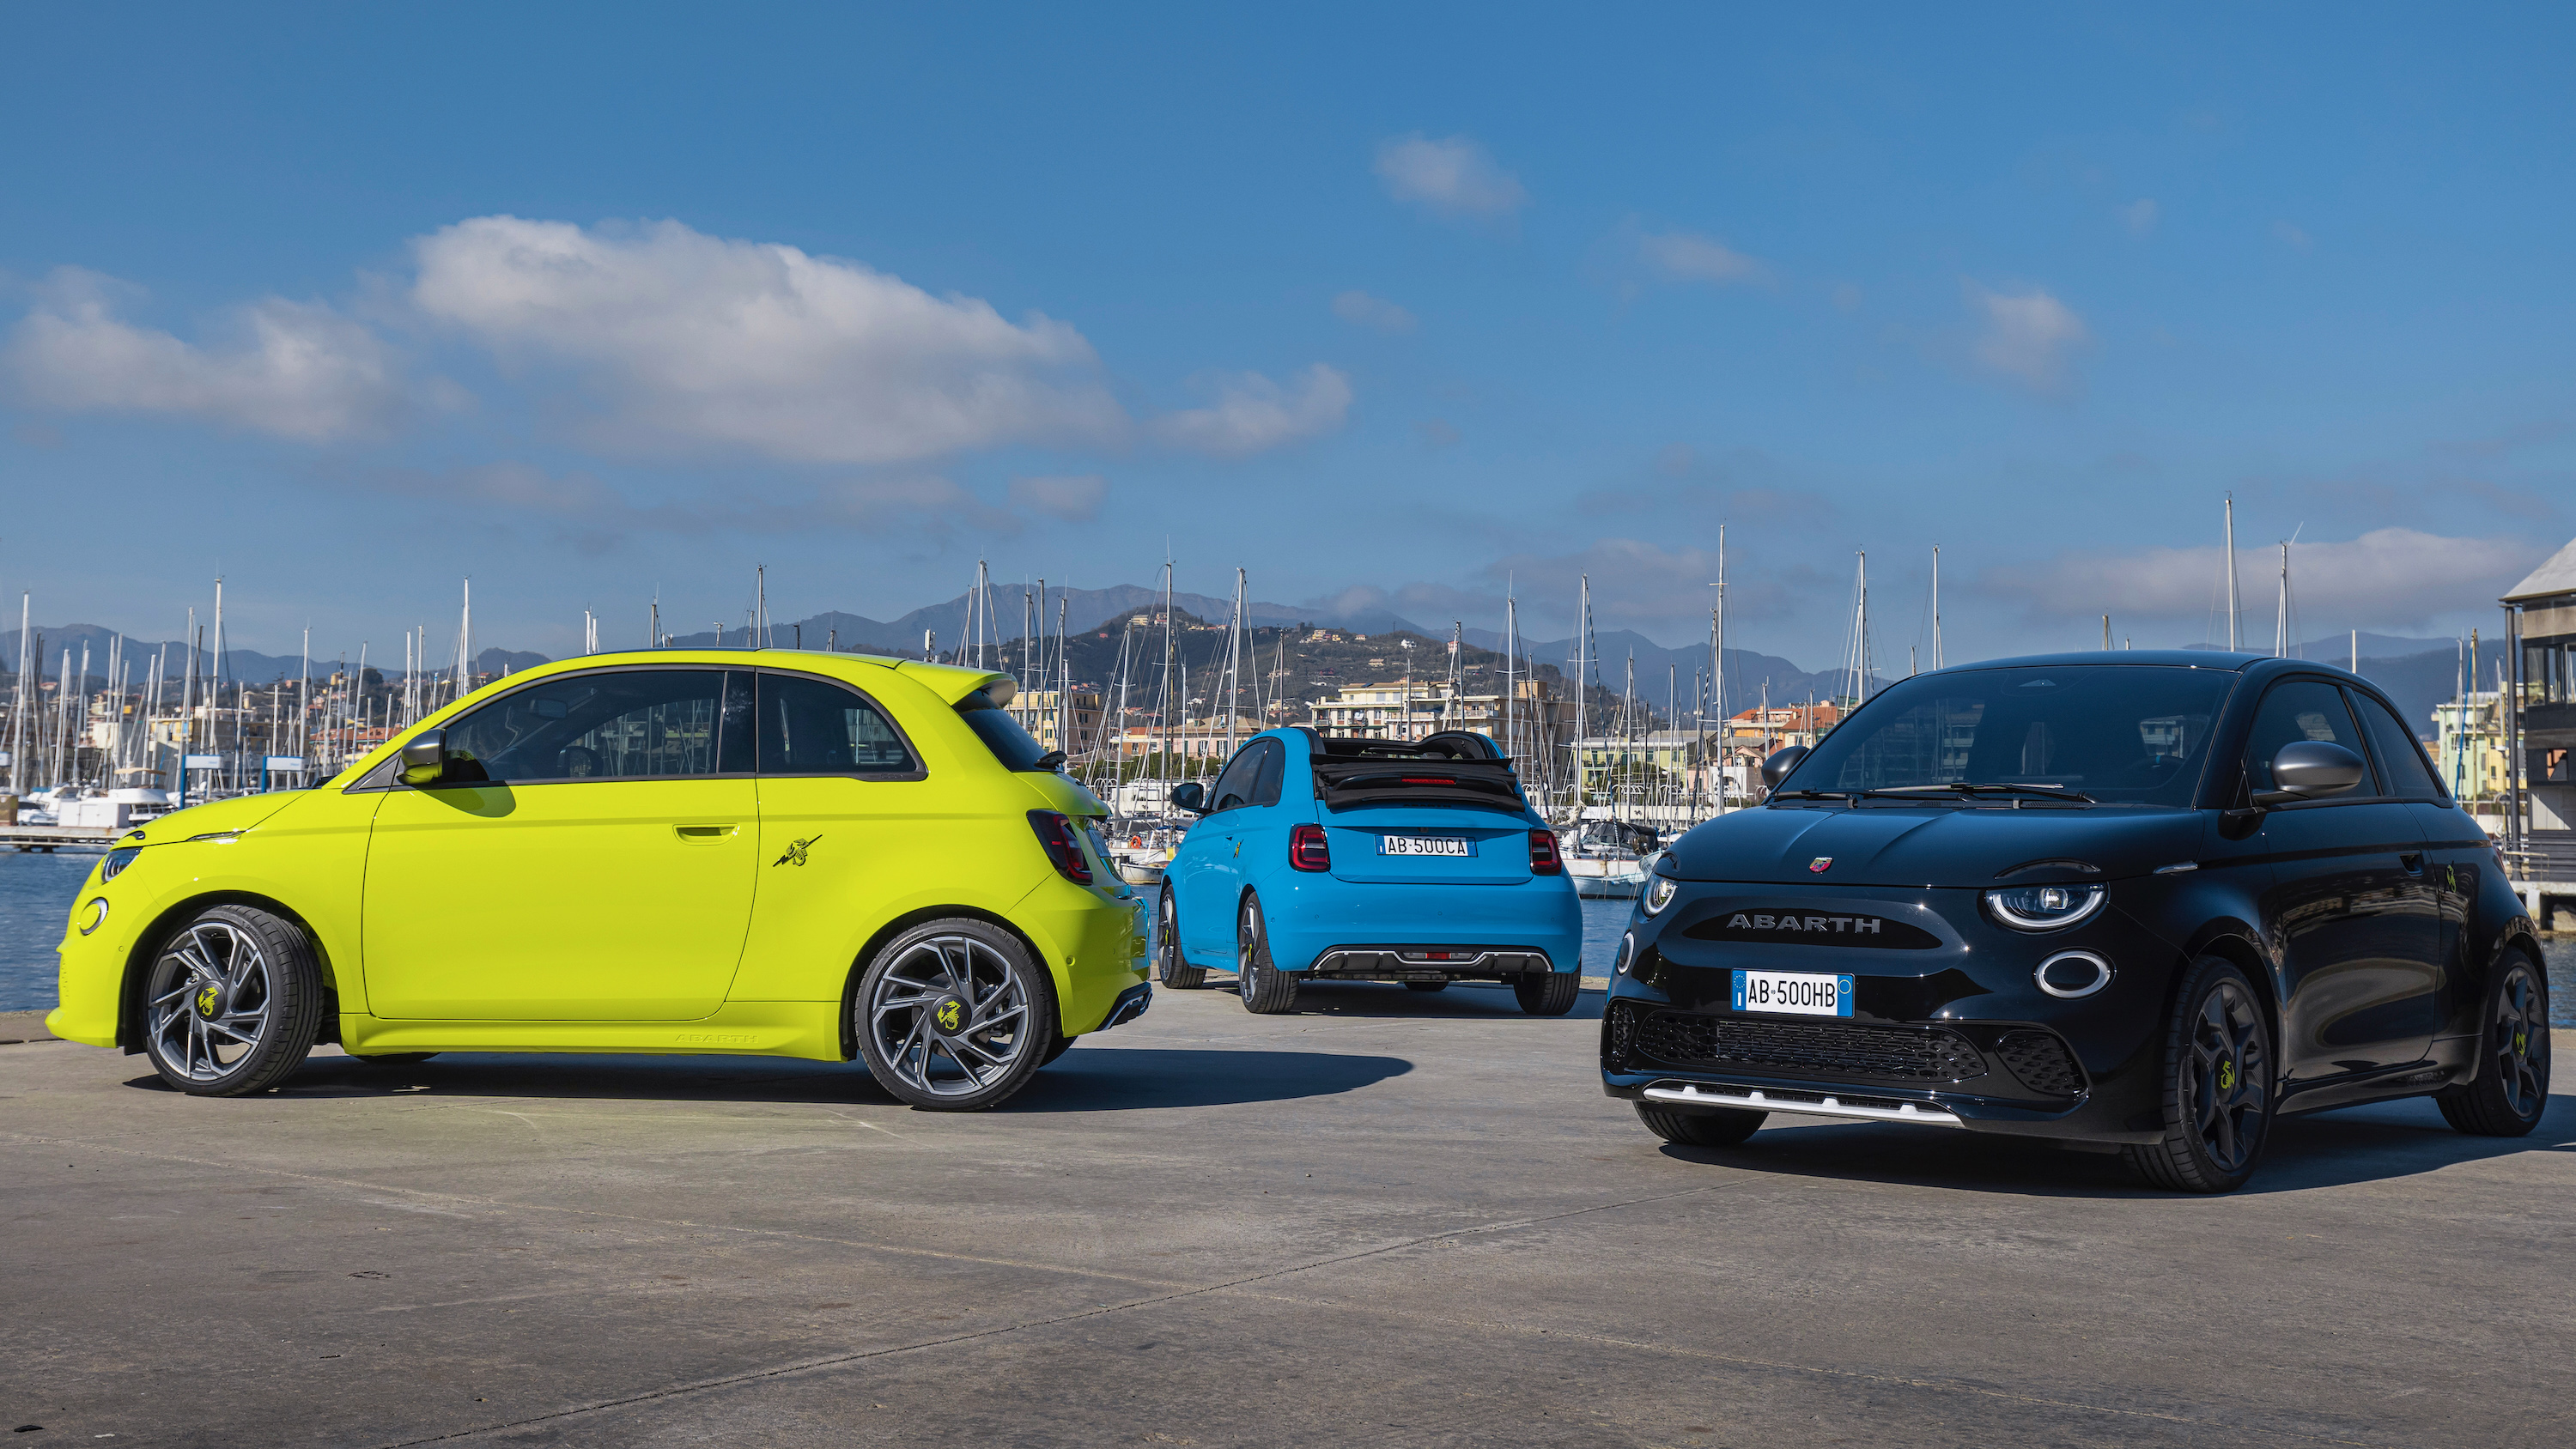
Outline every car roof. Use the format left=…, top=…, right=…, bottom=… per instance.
left=482, top=649, right=1015, bottom=707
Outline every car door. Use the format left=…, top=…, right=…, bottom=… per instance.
left=2348, top=687, right=2482, bottom=1037
left=1211, top=737, right=1288, bottom=962
left=361, top=666, right=759, bottom=1020
left=1176, top=744, right=1267, bottom=961
left=727, top=669, right=930, bottom=1001
left=2238, top=678, right=2439, bottom=1084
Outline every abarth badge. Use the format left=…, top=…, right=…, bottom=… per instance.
left=935, top=998, right=963, bottom=1033
left=772, top=835, right=823, bottom=867
left=195, top=984, right=220, bottom=1017
left=1808, top=857, right=1832, bottom=873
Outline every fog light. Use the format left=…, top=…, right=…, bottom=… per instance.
left=2035, top=950, right=2113, bottom=999
left=1615, top=931, right=1637, bottom=974
left=76, top=897, right=109, bottom=936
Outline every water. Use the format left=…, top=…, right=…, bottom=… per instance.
left=0, top=851, right=94, bottom=1013
left=3, top=859, right=2570, bottom=1024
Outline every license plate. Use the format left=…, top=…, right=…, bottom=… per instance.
left=1732, top=968, right=1855, bottom=1017
left=1380, top=834, right=1472, bottom=857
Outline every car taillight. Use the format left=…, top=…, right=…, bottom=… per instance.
left=1528, top=828, right=1562, bottom=875
left=1028, top=810, right=1094, bottom=885
left=1291, top=824, right=1331, bottom=872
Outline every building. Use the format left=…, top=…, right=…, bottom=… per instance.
left=2501, top=537, right=2576, bottom=886
left=1005, top=688, right=1103, bottom=758
left=1308, top=677, right=1574, bottom=747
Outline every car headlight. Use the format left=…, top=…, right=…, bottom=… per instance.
left=100, top=846, right=141, bottom=883
left=1642, top=874, right=1678, bottom=916
left=1983, top=883, right=2106, bottom=931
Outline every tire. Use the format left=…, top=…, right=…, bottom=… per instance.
left=2436, top=952, right=2550, bottom=1137
left=1236, top=894, right=1299, bottom=1015
left=1156, top=890, right=1206, bottom=989
left=1635, top=1100, right=1765, bottom=1147
left=1404, top=980, right=1449, bottom=993
left=2124, top=956, right=2273, bottom=1193
left=853, top=918, right=1058, bottom=1112
left=348, top=1052, right=439, bottom=1066
left=140, top=903, right=325, bottom=1097
left=1515, top=971, right=1583, bottom=1016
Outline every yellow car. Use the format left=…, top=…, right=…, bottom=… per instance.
left=46, top=652, right=1151, bottom=1110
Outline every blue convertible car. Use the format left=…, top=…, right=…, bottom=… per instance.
left=1157, top=729, right=1585, bottom=1015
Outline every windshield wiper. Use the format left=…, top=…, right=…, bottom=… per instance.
left=1941, top=782, right=2096, bottom=804
left=1768, top=788, right=1950, bottom=805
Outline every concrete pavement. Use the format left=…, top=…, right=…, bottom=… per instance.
left=3, top=987, right=2571, bottom=1447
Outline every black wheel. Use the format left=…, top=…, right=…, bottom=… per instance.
left=1156, top=889, right=1206, bottom=989
left=1636, top=1100, right=1765, bottom=1147
left=2436, top=953, right=2550, bottom=1137
left=1404, top=980, right=1449, bottom=993
left=2125, top=956, right=2273, bottom=1193
left=348, top=1052, right=439, bottom=1066
left=1041, top=1034, right=1077, bottom=1067
left=853, top=918, right=1058, bottom=1111
left=1236, top=894, right=1299, bottom=1015
left=140, top=903, right=325, bottom=1096
left=1514, top=971, right=1582, bottom=1016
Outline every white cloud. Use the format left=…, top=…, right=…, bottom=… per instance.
left=1374, top=134, right=1528, bottom=220
left=2121, top=198, right=2160, bottom=234
left=1152, top=364, right=1352, bottom=456
left=1968, top=283, right=2090, bottom=393
left=408, top=215, right=1126, bottom=464
left=3, top=267, right=406, bottom=440
left=1639, top=230, right=1767, bottom=285
left=1332, top=290, right=1418, bottom=334
left=1976, top=528, right=2550, bottom=630
left=1009, top=473, right=1109, bottom=522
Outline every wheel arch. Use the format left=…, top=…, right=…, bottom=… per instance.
left=835, top=905, right=1052, bottom=1061
left=2177, top=921, right=2283, bottom=1071
left=116, top=890, right=343, bottom=1052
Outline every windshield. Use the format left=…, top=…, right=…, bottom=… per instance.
left=956, top=689, right=1054, bottom=771
left=1781, top=665, right=2238, bottom=806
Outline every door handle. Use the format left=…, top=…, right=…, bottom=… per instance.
left=2398, top=852, right=2424, bottom=875
left=675, top=824, right=739, bottom=843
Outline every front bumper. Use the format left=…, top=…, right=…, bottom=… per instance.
left=1600, top=881, right=2180, bottom=1143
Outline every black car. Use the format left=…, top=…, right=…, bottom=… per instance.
left=1601, top=652, right=2551, bottom=1192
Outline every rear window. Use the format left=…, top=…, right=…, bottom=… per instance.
left=1307, top=731, right=1523, bottom=812
left=957, top=689, right=1054, bottom=771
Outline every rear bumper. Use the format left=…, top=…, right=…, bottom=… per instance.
left=1260, top=875, right=1582, bottom=976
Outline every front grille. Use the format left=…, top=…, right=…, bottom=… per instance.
left=1995, top=1029, right=2086, bottom=1097
left=1603, top=1000, right=1638, bottom=1069
left=1634, top=1010, right=1988, bottom=1083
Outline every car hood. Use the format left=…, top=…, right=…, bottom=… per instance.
left=123, top=791, right=308, bottom=845
left=1661, top=803, right=2203, bottom=888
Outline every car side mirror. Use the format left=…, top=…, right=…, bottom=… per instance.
left=1170, top=780, right=1206, bottom=815
left=1760, top=745, right=1808, bottom=790
left=399, top=729, right=447, bottom=787
left=2251, top=740, right=2366, bottom=807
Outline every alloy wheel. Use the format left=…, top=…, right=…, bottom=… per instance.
left=145, top=921, right=274, bottom=1083
left=865, top=933, right=1033, bottom=1100
left=2185, top=977, right=2269, bottom=1173
left=2490, top=961, right=2549, bottom=1119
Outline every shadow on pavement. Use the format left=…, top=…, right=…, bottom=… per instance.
left=1639, top=1092, right=2576, bottom=1199
left=1182, top=978, right=1607, bottom=1022
left=130, top=1046, right=1414, bottom=1112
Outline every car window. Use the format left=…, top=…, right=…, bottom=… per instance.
left=443, top=669, right=735, bottom=782
left=955, top=688, right=1053, bottom=771
left=1793, top=665, right=2232, bottom=805
left=2348, top=688, right=2442, bottom=799
left=759, top=672, right=918, bottom=774
left=2240, top=680, right=2377, bottom=797
left=1208, top=740, right=1269, bottom=812
left=1251, top=737, right=1286, bottom=806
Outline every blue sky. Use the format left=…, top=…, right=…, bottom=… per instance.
left=3, top=3, right=2572, bottom=670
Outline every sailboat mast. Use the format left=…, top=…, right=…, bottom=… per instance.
left=1931, top=545, right=1942, bottom=669
left=2225, top=497, right=2241, bottom=651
